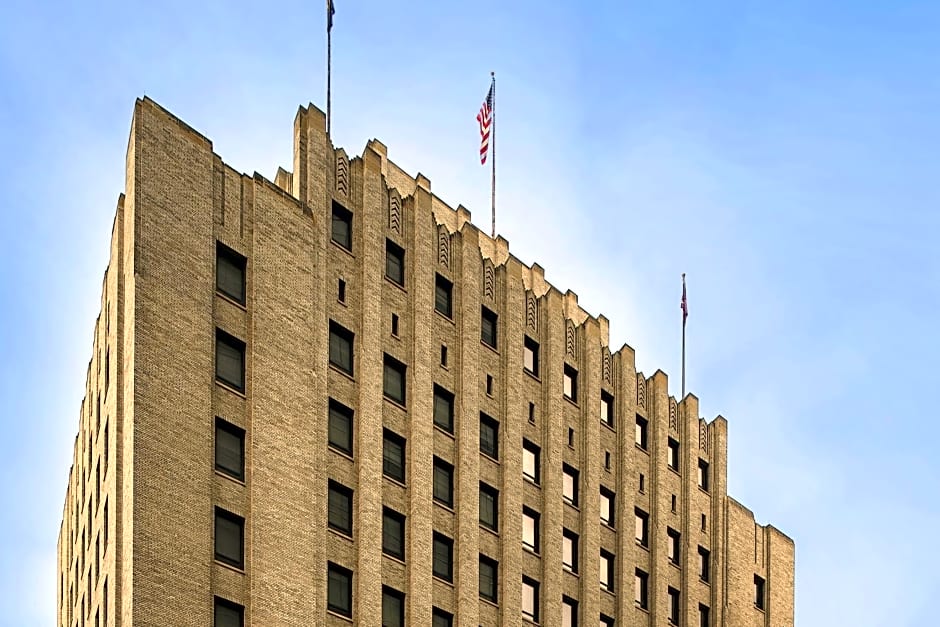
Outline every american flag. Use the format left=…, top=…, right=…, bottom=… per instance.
left=681, top=273, right=688, bottom=325
left=477, top=83, right=494, bottom=165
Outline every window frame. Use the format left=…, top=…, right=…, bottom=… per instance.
left=214, top=596, right=244, bottom=627
left=214, top=418, right=245, bottom=481
left=432, top=608, right=453, bottom=627
left=385, top=238, right=405, bottom=287
left=432, top=533, right=454, bottom=583
left=562, top=528, right=579, bottom=573
left=215, top=329, right=246, bottom=392
left=667, top=527, right=682, bottom=564
left=382, top=586, right=405, bottom=627
left=698, top=458, right=710, bottom=491
left=523, top=335, right=539, bottom=376
left=433, top=384, right=455, bottom=434
left=328, top=321, right=355, bottom=376
left=434, top=273, right=453, bottom=318
left=327, top=562, right=353, bottom=617
left=635, top=414, right=648, bottom=450
left=432, top=457, right=454, bottom=508
left=668, top=587, right=681, bottom=625
left=331, top=201, right=353, bottom=251
left=563, top=363, right=579, bottom=402
left=216, top=242, right=247, bottom=305
left=522, top=576, right=540, bottom=622
left=214, top=507, right=244, bottom=570
left=600, top=389, right=615, bottom=427
left=562, top=463, right=580, bottom=507
left=382, top=507, right=406, bottom=561
left=600, top=549, right=615, bottom=592
left=667, top=437, right=680, bottom=471
left=754, top=574, right=766, bottom=610
left=600, top=486, right=616, bottom=528
left=382, top=429, right=406, bottom=483
left=522, top=439, right=540, bottom=484
left=382, top=353, right=407, bottom=405
left=479, top=554, right=499, bottom=603
left=327, top=480, right=354, bottom=537
left=522, top=506, right=540, bottom=553
left=328, top=399, right=354, bottom=456
left=481, top=306, right=498, bottom=348
left=562, top=595, right=578, bottom=627
left=635, top=568, right=649, bottom=609
left=635, top=507, right=649, bottom=548
left=479, top=412, right=499, bottom=459
left=479, top=482, right=499, bottom=532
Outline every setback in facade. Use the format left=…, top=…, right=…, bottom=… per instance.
left=57, top=97, right=794, bottom=627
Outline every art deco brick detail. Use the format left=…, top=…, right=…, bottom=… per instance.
left=670, top=398, right=679, bottom=432
left=438, top=224, right=450, bottom=269
left=637, top=372, right=647, bottom=410
left=602, top=348, right=611, bottom=384
left=388, top=189, right=402, bottom=235
left=526, top=292, right=538, bottom=330
left=335, top=149, right=349, bottom=197
left=700, top=419, right=709, bottom=451
left=483, top=260, right=495, bottom=301
left=566, top=320, right=577, bottom=358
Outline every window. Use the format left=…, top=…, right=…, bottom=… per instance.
left=479, top=483, right=499, bottom=532
left=634, top=569, right=649, bottom=609
left=671, top=494, right=677, bottom=512
left=214, top=597, right=244, bottom=627
left=639, top=473, right=645, bottom=493
left=563, top=364, right=578, bottom=402
left=600, top=390, right=614, bottom=427
left=479, top=554, right=499, bottom=602
left=600, top=550, right=614, bottom=592
left=215, top=329, right=245, bottom=391
left=481, top=306, right=498, bottom=348
left=440, top=344, right=448, bottom=367
left=521, top=577, right=540, bottom=622
left=328, top=399, right=354, bottom=455
left=382, top=508, right=405, bottom=560
left=562, top=464, right=579, bottom=506
left=600, top=613, right=615, bottom=627
left=522, top=439, right=540, bottom=484
left=216, top=242, right=246, bottom=304
left=528, top=401, right=536, bottom=424
left=754, top=575, right=766, bottom=610
left=331, top=201, right=352, bottom=251
left=562, top=528, right=579, bottom=573
left=328, top=481, right=353, bottom=536
left=635, top=508, right=649, bottom=547
left=604, top=451, right=611, bottom=471
left=215, top=418, right=244, bottom=480
left=635, top=415, right=648, bottom=450
left=522, top=507, right=540, bottom=552
left=702, top=513, right=707, bottom=531
left=432, top=385, right=455, bottom=433
left=668, top=528, right=681, bottom=564
left=480, top=413, right=499, bottom=459
left=435, top=274, right=453, bottom=318
left=382, top=586, right=404, bottom=627
left=383, top=354, right=406, bottom=404
left=523, top=336, right=539, bottom=375
left=667, top=437, right=680, bottom=471
left=337, top=278, right=346, bottom=303
left=432, top=608, right=453, bottom=627
left=382, top=429, right=406, bottom=483
left=391, top=313, right=399, bottom=336
left=698, top=546, right=710, bottom=583
left=698, top=459, right=710, bottom=491
left=562, top=596, right=578, bottom=627
left=668, top=587, right=680, bottom=625
left=214, top=508, right=244, bottom=569
left=432, top=533, right=453, bottom=582
left=385, top=239, right=405, bottom=286
left=329, top=321, right=354, bottom=375
left=600, top=487, right=615, bottom=527
left=327, top=562, right=352, bottom=617
left=699, top=603, right=710, bottom=627
left=486, top=374, right=494, bottom=395
left=433, top=457, right=454, bottom=507
left=567, top=427, right=575, bottom=448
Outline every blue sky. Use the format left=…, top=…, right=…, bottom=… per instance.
left=2, top=1, right=938, bottom=624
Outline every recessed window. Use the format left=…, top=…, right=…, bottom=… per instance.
left=485, top=374, right=494, bottom=395
left=216, top=242, right=246, bottom=304
left=391, top=313, right=399, bottom=337
left=481, top=306, right=498, bottom=348
left=600, top=613, right=615, bottom=627
left=567, top=427, right=575, bottom=448
left=328, top=481, right=353, bottom=536
left=600, top=487, right=615, bottom=527
left=337, top=278, right=346, bottom=303
left=328, top=399, right=354, bottom=456
left=635, top=415, right=648, bottom=450
left=562, top=528, right=579, bottom=573
left=562, top=596, right=578, bottom=627
left=600, top=390, right=614, bottom=427
left=479, top=554, right=499, bottom=602
left=215, top=418, right=245, bottom=481
left=635, top=568, right=649, bottom=609
left=382, top=507, right=405, bottom=561
left=699, top=603, right=711, bottom=627
left=522, top=439, right=540, bottom=484
left=702, top=513, right=707, bottom=531
left=327, top=562, right=352, bottom=617
left=215, top=329, right=245, bottom=392
left=432, top=607, right=453, bottom=627
left=440, top=344, right=448, bottom=367
left=528, top=401, right=535, bottom=424
left=385, top=239, right=405, bottom=286
left=635, top=508, right=649, bottom=548
left=328, top=321, right=354, bottom=376
left=433, top=457, right=454, bottom=507
left=433, top=385, right=455, bottom=434
left=214, top=508, right=244, bottom=569
left=698, top=546, right=710, bottom=583
left=600, top=550, right=615, bottom=592
left=522, top=576, right=540, bottom=622
left=667, top=527, right=681, bottom=564
left=382, top=429, right=406, bottom=483
left=523, top=336, right=539, bottom=375
left=331, top=201, right=353, bottom=251
left=668, top=438, right=680, bottom=471
left=668, top=587, right=680, bottom=625
left=754, top=575, right=766, bottom=610
left=480, top=412, right=499, bottom=459
left=479, top=482, right=499, bottom=532
left=563, top=364, right=578, bottom=402
left=432, top=533, right=453, bottom=582
left=383, top=354, right=406, bottom=404
left=672, top=494, right=678, bottom=513
left=604, top=451, right=611, bottom=471
left=382, top=586, right=404, bottom=627
left=522, top=507, right=540, bottom=552
left=698, top=459, right=710, bottom=491
left=562, top=464, right=579, bottom=507
left=214, top=597, right=244, bottom=627
left=639, top=473, right=645, bottom=493
left=434, top=274, right=453, bottom=318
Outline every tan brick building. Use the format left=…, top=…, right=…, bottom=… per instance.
left=57, top=97, right=794, bottom=627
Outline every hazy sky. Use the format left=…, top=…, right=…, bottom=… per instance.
left=2, top=1, right=938, bottom=625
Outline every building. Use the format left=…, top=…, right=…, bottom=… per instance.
left=57, top=97, right=794, bottom=627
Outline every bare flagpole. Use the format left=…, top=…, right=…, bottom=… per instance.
left=490, top=71, right=496, bottom=238
left=327, top=0, right=334, bottom=135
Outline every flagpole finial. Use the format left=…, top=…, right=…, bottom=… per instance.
left=491, top=71, right=495, bottom=77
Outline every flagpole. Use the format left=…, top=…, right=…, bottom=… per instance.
left=681, top=273, right=687, bottom=399
left=326, top=0, right=333, bottom=135
left=490, top=71, right=496, bottom=238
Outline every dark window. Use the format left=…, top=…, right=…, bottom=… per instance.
left=215, top=329, right=245, bottom=391
left=480, top=413, right=499, bottom=459
left=433, top=457, right=454, bottom=507
left=214, top=508, right=244, bottom=569
left=600, top=486, right=615, bottom=527
left=216, top=242, right=246, bottom=304
left=329, top=321, right=354, bottom=375
left=635, top=414, right=648, bottom=450
left=563, top=364, right=578, bottom=402
left=331, top=201, right=352, bottom=251
left=600, top=549, right=615, bottom=591
left=434, top=274, right=453, bottom=318
left=328, top=481, right=353, bottom=536
left=214, top=597, right=244, bottom=627
left=481, top=306, right=498, bottom=348
left=522, top=439, right=540, bottom=484
left=601, top=390, right=615, bottom=427
left=568, top=427, right=575, bottom=447
left=699, top=603, right=711, bottom=627
left=432, top=533, right=453, bottom=582
left=698, top=459, right=710, bottom=491
left=432, top=608, right=453, bottom=627
left=668, top=437, right=680, bottom=471
left=639, top=473, right=645, bottom=493
left=440, top=344, right=448, bottom=367
left=702, top=513, right=707, bottom=531
left=382, top=586, right=404, bottom=627
left=635, top=568, right=649, bottom=609
left=522, top=576, right=539, bottom=622
left=215, top=418, right=245, bottom=480
left=754, top=575, right=766, bottom=610
left=672, top=494, right=678, bottom=512
left=479, top=554, right=498, bottom=602
left=433, top=385, right=455, bottom=433
left=604, top=450, right=611, bottom=470
left=328, top=399, right=354, bottom=456
left=563, top=596, right=578, bottom=627
left=523, top=336, right=539, bottom=376
left=698, top=546, right=711, bottom=583
left=668, top=587, right=681, bottom=624
left=385, top=239, right=405, bottom=286
left=382, top=508, right=405, bottom=560
left=383, top=354, right=406, bottom=404
left=383, top=429, right=406, bottom=483
left=485, top=374, right=493, bottom=395
left=562, top=464, right=579, bottom=506
left=635, top=508, right=649, bottom=547
left=600, top=613, right=615, bottom=627
left=337, top=278, right=346, bottom=303
left=391, top=313, right=399, bottom=336
left=668, top=527, right=681, bottom=563
left=528, top=401, right=535, bottom=424
left=522, top=506, right=540, bottom=552
left=479, top=482, right=499, bottom=531
left=562, top=528, right=579, bottom=573
left=327, top=562, right=353, bottom=617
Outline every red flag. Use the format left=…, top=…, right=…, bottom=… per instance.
left=477, top=83, right=494, bottom=164
left=681, top=273, right=688, bottom=325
